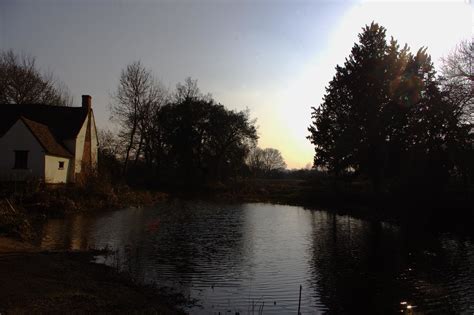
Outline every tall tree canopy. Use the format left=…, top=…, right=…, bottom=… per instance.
left=158, top=80, right=258, bottom=183
left=308, top=23, right=472, bottom=191
left=0, top=50, right=72, bottom=106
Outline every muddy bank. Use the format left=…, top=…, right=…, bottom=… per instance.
left=0, top=182, right=185, bottom=313
left=0, top=241, right=186, bottom=314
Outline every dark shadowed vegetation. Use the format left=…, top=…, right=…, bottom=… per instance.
left=247, top=147, right=287, bottom=178
left=307, top=23, right=473, bottom=204
left=0, top=249, right=186, bottom=314
left=108, top=65, right=259, bottom=189
left=99, top=29, right=472, bottom=226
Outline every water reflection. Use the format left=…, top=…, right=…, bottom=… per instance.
left=39, top=207, right=148, bottom=251
left=307, top=212, right=474, bottom=314
left=37, top=202, right=474, bottom=314
left=40, top=214, right=91, bottom=250
left=307, top=212, right=406, bottom=313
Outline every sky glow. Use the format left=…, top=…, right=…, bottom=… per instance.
left=1, top=0, right=471, bottom=168
left=270, top=0, right=472, bottom=168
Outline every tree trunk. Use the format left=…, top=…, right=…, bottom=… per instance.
left=122, top=120, right=137, bottom=175
left=134, top=134, right=144, bottom=165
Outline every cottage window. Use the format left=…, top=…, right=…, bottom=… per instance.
left=14, top=150, right=28, bottom=169
left=58, top=161, right=65, bottom=170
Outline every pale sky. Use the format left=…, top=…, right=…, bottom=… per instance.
left=1, top=0, right=472, bottom=168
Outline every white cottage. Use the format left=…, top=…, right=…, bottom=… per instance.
left=0, top=95, right=98, bottom=184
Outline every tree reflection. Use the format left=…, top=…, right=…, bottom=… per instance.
left=39, top=214, right=92, bottom=250
left=37, top=203, right=473, bottom=313
left=306, top=210, right=474, bottom=313
left=120, top=201, right=248, bottom=294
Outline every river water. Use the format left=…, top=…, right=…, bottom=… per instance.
left=36, top=201, right=474, bottom=314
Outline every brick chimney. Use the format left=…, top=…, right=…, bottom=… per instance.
left=82, top=95, right=92, bottom=109
left=81, top=94, right=93, bottom=181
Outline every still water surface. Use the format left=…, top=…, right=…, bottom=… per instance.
left=37, top=202, right=473, bottom=314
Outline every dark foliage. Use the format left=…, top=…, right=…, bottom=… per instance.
left=308, top=23, right=473, bottom=193
left=110, top=73, right=258, bottom=187
left=247, top=147, right=287, bottom=177
left=157, top=88, right=257, bottom=185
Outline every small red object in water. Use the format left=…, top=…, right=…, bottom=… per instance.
left=146, top=219, right=160, bottom=233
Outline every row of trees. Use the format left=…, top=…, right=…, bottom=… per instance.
left=107, top=62, right=286, bottom=186
left=308, top=23, right=473, bottom=192
left=0, top=50, right=288, bottom=186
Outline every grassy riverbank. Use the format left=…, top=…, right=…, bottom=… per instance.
left=0, top=238, right=186, bottom=314
left=0, top=179, right=168, bottom=240
left=185, top=178, right=474, bottom=234
left=2, top=176, right=472, bottom=240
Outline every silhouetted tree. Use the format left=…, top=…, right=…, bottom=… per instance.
left=158, top=80, right=258, bottom=183
left=98, top=129, right=122, bottom=158
left=308, top=23, right=399, bottom=190
left=0, top=50, right=72, bottom=106
left=205, top=106, right=257, bottom=180
left=308, top=23, right=472, bottom=193
left=440, top=39, right=474, bottom=184
left=110, top=61, right=166, bottom=174
left=247, top=147, right=287, bottom=177
left=135, top=80, right=168, bottom=173
left=97, top=129, right=122, bottom=180
left=145, top=79, right=256, bottom=184
left=442, top=38, right=474, bottom=82
left=173, top=77, right=211, bottom=103
left=441, top=38, right=473, bottom=125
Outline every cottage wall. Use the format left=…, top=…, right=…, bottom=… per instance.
left=90, top=110, right=98, bottom=168
left=0, top=95, right=98, bottom=184
left=0, top=120, right=45, bottom=181
left=74, top=116, right=87, bottom=176
left=44, top=155, right=71, bottom=184
left=74, top=109, right=98, bottom=178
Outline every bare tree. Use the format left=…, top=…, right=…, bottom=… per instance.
left=247, top=147, right=263, bottom=175
left=441, top=39, right=474, bottom=124
left=98, top=129, right=122, bottom=158
left=110, top=61, right=167, bottom=174
left=261, top=148, right=287, bottom=173
left=0, top=50, right=72, bottom=106
left=174, top=77, right=212, bottom=103
left=442, top=39, right=474, bottom=82
left=247, top=147, right=286, bottom=176
left=137, top=81, right=168, bottom=170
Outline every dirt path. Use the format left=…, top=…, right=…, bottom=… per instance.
left=0, top=237, right=185, bottom=314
